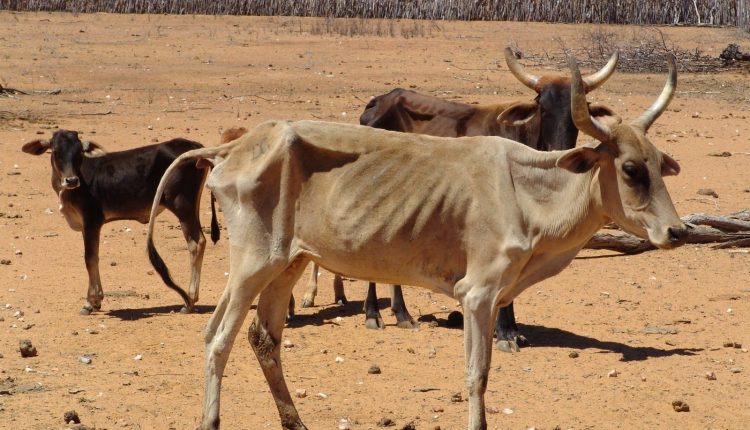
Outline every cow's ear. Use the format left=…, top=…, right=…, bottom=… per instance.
left=589, top=103, right=621, bottom=128
left=497, top=101, right=538, bottom=126
left=556, top=145, right=602, bottom=173
left=22, top=139, right=50, bottom=155
left=82, top=141, right=107, bottom=157
left=660, top=151, right=680, bottom=176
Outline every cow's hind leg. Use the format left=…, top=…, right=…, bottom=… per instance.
left=333, top=274, right=347, bottom=305
left=391, top=285, right=417, bottom=329
left=170, top=193, right=207, bottom=313
left=494, top=301, right=528, bottom=353
left=250, top=258, right=309, bottom=430
left=200, top=253, right=286, bottom=430
left=300, top=263, right=319, bottom=308
left=364, top=282, right=385, bottom=329
left=179, top=214, right=206, bottom=313
left=81, top=221, right=104, bottom=315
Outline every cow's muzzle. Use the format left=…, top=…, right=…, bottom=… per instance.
left=668, top=224, right=690, bottom=243
left=663, top=224, right=689, bottom=249
left=62, top=176, right=80, bottom=189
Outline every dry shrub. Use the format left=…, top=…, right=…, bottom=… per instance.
left=511, top=27, right=744, bottom=73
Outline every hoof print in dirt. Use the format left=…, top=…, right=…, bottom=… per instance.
left=19, top=339, right=37, bottom=358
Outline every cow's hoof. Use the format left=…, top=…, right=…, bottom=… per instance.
left=180, top=306, right=193, bottom=314
left=365, top=317, right=385, bottom=330
left=396, top=318, right=419, bottom=330
left=495, top=339, right=520, bottom=353
left=300, top=296, right=315, bottom=308
left=79, top=307, right=93, bottom=316
left=335, top=297, right=348, bottom=306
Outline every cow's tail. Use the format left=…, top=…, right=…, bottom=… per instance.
left=209, top=192, right=220, bottom=244
left=146, top=144, right=233, bottom=306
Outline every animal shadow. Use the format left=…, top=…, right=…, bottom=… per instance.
left=107, top=304, right=216, bottom=321
left=416, top=315, right=702, bottom=361
left=520, top=324, right=703, bottom=361
left=286, top=298, right=391, bottom=328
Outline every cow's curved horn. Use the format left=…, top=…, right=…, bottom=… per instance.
left=632, top=53, right=677, bottom=131
left=505, top=47, right=539, bottom=90
left=582, top=51, right=619, bottom=92
left=569, top=56, right=613, bottom=143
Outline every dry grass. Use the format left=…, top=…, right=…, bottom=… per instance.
left=1, top=0, right=746, bottom=28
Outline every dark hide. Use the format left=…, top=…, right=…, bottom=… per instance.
left=22, top=130, right=218, bottom=314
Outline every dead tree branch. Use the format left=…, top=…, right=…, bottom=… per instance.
left=584, top=210, right=750, bottom=254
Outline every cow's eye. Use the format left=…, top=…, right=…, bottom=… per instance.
left=622, top=162, right=639, bottom=178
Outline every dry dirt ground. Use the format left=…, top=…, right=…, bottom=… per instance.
left=0, top=12, right=749, bottom=430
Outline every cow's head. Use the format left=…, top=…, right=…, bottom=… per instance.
left=498, top=48, right=618, bottom=151
left=556, top=54, right=687, bottom=249
left=22, top=130, right=106, bottom=190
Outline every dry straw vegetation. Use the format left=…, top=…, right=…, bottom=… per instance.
left=1, top=0, right=748, bottom=29
left=515, top=27, right=737, bottom=73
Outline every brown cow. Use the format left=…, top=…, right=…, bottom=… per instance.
left=146, top=54, right=685, bottom=430
left=303, top=48, right=619, bottom=353
left=23, top=130, right=218, bottom=314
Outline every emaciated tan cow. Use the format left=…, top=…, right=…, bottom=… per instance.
left=147, top=55, right=686, bottom=430
left=303, top=48, right=620, bottom=352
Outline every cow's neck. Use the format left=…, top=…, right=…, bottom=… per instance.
left=508, top=149, right=607, bottom=251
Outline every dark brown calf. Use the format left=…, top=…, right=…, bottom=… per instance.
left=23, top=130, right=218, bottom=314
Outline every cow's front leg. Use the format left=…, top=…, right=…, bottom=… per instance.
left=391, top=285, right=417, bottom=329
left=494, top=301, right=528, bottom=352
left=460, top=285, right=498, bottom=430
left=80, top=221, right=104, bottom=315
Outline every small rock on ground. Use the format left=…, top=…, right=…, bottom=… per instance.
left=19, top=339, right=37, bottom=358
left=64, top=410, right=81, bottom=424
left=672, top=400, right=690, bottom=412
left=697, top=188, right=719, bottom=198
left=378, top=417, right=394, bottom=427
left=368, top=364, right=382, bottom=374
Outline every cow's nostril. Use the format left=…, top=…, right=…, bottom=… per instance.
left=64, top=177, right=79, bottom=186
left=667, top=226, right=688, bottom=243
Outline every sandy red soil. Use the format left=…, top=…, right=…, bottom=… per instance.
left=0, top=12, right=748, bottom=430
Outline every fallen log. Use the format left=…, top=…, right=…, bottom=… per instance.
left=584, top=210, right=750, bottom=254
